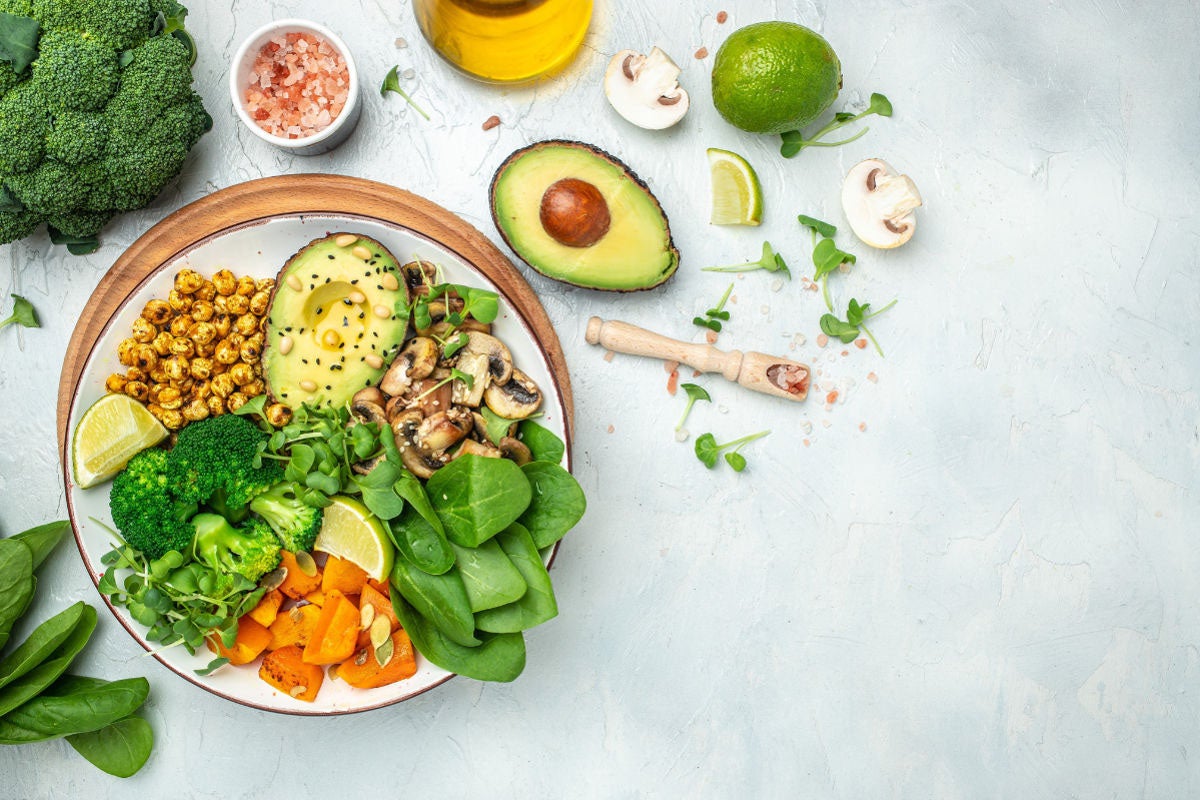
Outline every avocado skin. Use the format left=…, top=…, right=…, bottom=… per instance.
left=489, top=140, right=680, bottom=292
left=262, top=233, right=408, bottom=409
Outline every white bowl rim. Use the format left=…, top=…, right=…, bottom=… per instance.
left=228, top=18, right=360, bottom=150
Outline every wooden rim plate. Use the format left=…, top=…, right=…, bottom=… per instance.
left=56, top=175, right=574, bottom=715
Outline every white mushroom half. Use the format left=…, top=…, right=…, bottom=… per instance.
left=603, top=47, right=689, bottom=130
left=841, top=159, right=923, bottom=249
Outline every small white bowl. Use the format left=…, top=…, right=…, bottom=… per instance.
left=229, top=19, right=361, bottom=156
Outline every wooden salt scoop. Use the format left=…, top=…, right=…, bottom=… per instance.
left=585, top=317, right=810, bottom=402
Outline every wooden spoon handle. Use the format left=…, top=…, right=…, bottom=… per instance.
left=584, top=317, right=743, bottom=381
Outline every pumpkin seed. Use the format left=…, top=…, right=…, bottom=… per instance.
left=374, top=637, right=394, bottom=667
left=294, top=551, right=318, bottom=577
left=360, top=604, right=375, bottom=630
left=327, top=664, right=339, bottom=681
left=368, top=616, right=390, bottom=651
left=289, top=685, right=307, bottom=698
left=259, top=567, right=287, bottom=592
left=289, top=607, right=304, bottom=623
left=354, top=649, right=368, bottom=666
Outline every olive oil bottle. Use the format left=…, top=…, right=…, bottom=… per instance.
left=414, top=0, right=593, bottom=83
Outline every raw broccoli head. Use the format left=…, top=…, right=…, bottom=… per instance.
left=166, top=414, right=283, bottom=516
left=191, top=513, right=282, bottom=584
left=249, top=482, right=325, bottom=554
left=108, top=447, right=197, bottom=559
left=0, top=0, right=207, bottom=252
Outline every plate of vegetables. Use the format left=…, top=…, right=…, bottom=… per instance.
left=61, top=186, right=585, bottom=714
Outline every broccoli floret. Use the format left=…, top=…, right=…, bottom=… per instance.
left=31, top=0, right=154, bottom=51
left=34, top=31, right=120, bottom=112
left=166, top=414, right=282, bottom=518
left=109, top=447, right=197, bottom=559
left=191, top=513, right=282, bottom=583
left=0, top=82, right=49, bottom=175
left=45, top=111, right=107, bottom=165
left=250, top=482, right=324, bottom=554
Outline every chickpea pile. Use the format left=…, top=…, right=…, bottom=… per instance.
left=105, top=268, right=292, bottom=430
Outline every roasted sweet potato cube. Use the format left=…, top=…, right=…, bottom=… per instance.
left=278, top=551, right=322, bottom=599
left=206, top=616, right=272, bottom=666
left=267, top=603, right=322, bottom=651
left=260, top=645, right=324, bottom=702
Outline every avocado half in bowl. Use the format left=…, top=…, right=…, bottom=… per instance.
left=489, top=140, right=680, bottom=292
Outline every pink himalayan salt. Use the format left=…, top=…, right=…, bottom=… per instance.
left=244, top=32, right=349, bottom=139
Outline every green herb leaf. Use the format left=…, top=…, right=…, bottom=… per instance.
left=676, top=382, right=712, bottom=431
left=0, top=294, right=40, bottom=331
left=380, top=65, right=431, bottom=121
left=797, top=214, right=837, bottom=239
left=819, top=313, right=860, bottom=343
left=703, top=242, right=789, bottom=279
left=724, top=452, right=747, bottom=472
left=867, top=92, right=893, bottom=117
left=0, top=11, right=40, bottom=73
left=694, top=433, right=719, bottom=468
left=693, top=430, right=770, bottom=471
left=479, top=406, right=518, bottom=446
left=231, top=394, right=267, bottom=419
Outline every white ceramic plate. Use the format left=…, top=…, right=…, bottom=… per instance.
left=64, top=213, right=571, bottom=715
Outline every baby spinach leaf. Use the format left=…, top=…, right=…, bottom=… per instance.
left=387, top=505, right=454, bottom=577
left=519, top=420, right=565, bottom=465
left=475, top=523, right=557, bottom=634
left=390, top=555, right=478, bottom=647
left=10, top=520, right=68, bottom=571
left=0, top=539, right=34, bottom=650
left=66, top=714, right=154, bottom=778
left=479, top=406, right=519, bottom=446
left=391, top=593, right=526, bottom=682
left=451, top=539, right=526, bottom=613
left=0, top=605, right=96, bottom=717
left=0, top=601, right=86, bottom=690
left=518, top=462, right=587, bottom=549
left=428, top=455, right=531, bottom=547
left=1, top=676, right=149, bottom=741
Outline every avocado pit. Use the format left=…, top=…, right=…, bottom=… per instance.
left=539, top=178, right=611, bottom=248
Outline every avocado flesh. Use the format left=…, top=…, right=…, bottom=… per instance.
left=262, top=234, right=408, bottom=409
left=491, top=141, right=679, bottom=291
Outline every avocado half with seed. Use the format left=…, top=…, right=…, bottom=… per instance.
left=262, top=233, right=409, bottom=410
left=489, top=140, right=680, bottom=291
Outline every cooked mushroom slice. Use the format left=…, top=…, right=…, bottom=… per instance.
left=401, top=260, right=437, bottom=295
left=349, top=400, right=388, bottom=475
left=415, top=298, right=465, bottom=336
left=416, top=407, right=473, bottom=452
left=352, top=386, right=385, bottom=408
left=453, top=439, right=503, bottom=460
left=484, top=368, right=542, bottom=419
left=841, top=158, right=923, bottom=249
left=498, top=436, right=532, bottom=465
left=379, top=336, right=439, bottom=396
left=391, top=410, right=447, bottom=479
left=452, top=351, right=491, bottom=407
left=461, top=331, right=513, bottom=385
left=400, top=377, right=453, bottom=418
left=604, top=47, right=690, bottom=129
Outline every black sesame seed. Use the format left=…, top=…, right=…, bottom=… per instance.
left=327, top=255, right=335, bottom=260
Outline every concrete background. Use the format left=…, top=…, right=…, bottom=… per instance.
left=2, top=0, right=1198, bottom=797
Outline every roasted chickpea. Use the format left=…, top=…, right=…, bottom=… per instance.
left=124, top=366, right=147, bottom=383
left=182, top=399, right=210, bottom=422
left=188, top=321, right=217, bottom=346
left=211, top=373, right=235, bottom=398
left=258, top=315, right=270, bottom=335
left=146, top=403, right=165, bottom=421
left=149, top=365, right=169, bottom=385
left=158, top=387, right=183, bottom=410
left=206, top=395, right=225, bottom=416
left=141, top=299, right=171, bottom=326
left=227, top=362, right=255, bottom=386
left=212, top=294, right=229, bottom=316
left=167, top=289, right=191, bottom=312
left=225, top=294, right=250, bottom=316
left=174, top=269, right=205, bottom=294
left=242, top=379, right=265, bottom=398
left=189, top=357, right=214, bottom=380
left=130, top=344, right=156, bottom=371
left=212, top=269, right=237, bottom=296
left=212, top=314, right=232, bottom=338
left=124, top=381, right=149, bottom=402
left=169, top=336, right=195, bottom=358
left=105, top=373, right=129, bottom=393
left=152, top=331, right=174, bottom=356
left=164, top=355, right=188, bottom=382
left=168, top=314, right=194, bottom=338
left=249, top=290, right=272, bottom=316
left=225, top=392, right=249, bottom=412
left=117, top=338, right=138, bottom=366
left=191, top=299, right=214, bottom=322
left=239, top=334, right=263, bottom=364
left=255, top=278, right=275, bottom=293
left=265, top=402, right=292, bottom=427
left=234, top=312, right=259, bottom=336
left=160, top=409, right=185, bottom=430
left=195, top=282, right=216, bottom=303
left=130, top=316, right=157, bottom=343
left=194, top=340, right=216, bottom=359
left=235, top=275, right=257, bottom=296
left=214, top=338, right=240, bottom=365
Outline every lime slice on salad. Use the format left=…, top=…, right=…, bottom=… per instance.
left=707, top=147, right=763, bottom=226
left=71, top=393, right=168, bottom=489
left=313, top=496, right=395, bottom=581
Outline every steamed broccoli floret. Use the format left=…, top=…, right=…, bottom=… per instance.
left=249, top=482, right=324, bottom=554
left=166, top=414, right=283, bottom=521
left=109, top=447, right=197, bottom=559
left=0, top=0, right=207, bottom=251
left=191, top=513, right=282, bottom=584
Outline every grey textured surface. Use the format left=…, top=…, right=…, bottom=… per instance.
left=2, top=0, right=1199, bottom=797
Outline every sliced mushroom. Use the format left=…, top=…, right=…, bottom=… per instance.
left=353, top=386, right=385, bottom=408
left=604, top=47, right=690, bottom=129
left=401, top=260, right=437, bottom=295
left=379, top=336, right=439, bottom=396
left=462, top=331, right=513, bottom=385
left=484, top=368, right=542, bottom=419
left=416, top=407, right=473, bottom=452
left=841, top=158, right=923, bottom=249
left=453, top=438, right=503, bottom=460
left=498, top=436, right=532, bottom=465
left=392, top=410, right=447, bottom=479
left=415, top=298, right=465, bottom=336
left=452, top=351, right=491, bottom=407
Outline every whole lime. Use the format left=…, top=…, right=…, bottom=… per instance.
left=711, top=21, right=842, bottom=135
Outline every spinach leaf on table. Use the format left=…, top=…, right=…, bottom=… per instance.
left=451, top=539, right=526, bottom=613
left=0, top=676, right=149, bottom=742
left=390, top=554, right=478, bottom=647
left=0, top=539, right=34, bottom=650
left=427, top=455, right=531, bottom=547
left=0, top=605, right=97, bottom=717
left=475, top=523, right=557, bottom=634
left=10, top=520, right=67, bottom=571
left=67, top=715, right=154, bottom=778
left=518, top=462, right=587, bottom=549
left=0, top=601, right=87, bottom=690
left=391, top=593, right=527, bottom=682
left=519, top=420, right=565, bottom=465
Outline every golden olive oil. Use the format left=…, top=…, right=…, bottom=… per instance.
left=414, top=0, right=593, bottom=83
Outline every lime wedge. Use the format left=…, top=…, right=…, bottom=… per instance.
left=313, top=496, right=395, bottom=581
left=707, top=147, right=763, bottom=226
left=71, top=393, right=169, bottom=489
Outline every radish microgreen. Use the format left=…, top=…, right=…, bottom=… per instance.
left=693, top=283, right=734, bottom=332
left=702, top=241, right=790, bottom=279
left=820, top=297, right=897, bottom=356
left=0, top=294, right=38, bottom=331
left=779, top=93, right=893, bottom=158
left=694, top=430, right=770, bottom=472
left=675, top=383, right=711, bottom=431
left=380, top=65, right=431, bottom=120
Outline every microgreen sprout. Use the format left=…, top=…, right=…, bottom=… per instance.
left=797, top=214, right=837, bottom=241
left=413, top=367, right=474, bottom=403
left=702, top=242, right=790, bottom=279
left=820, top=297, right=897, bottom=356
left=675, top=383, right=711, bottom=431
left=779, top=93, right=893, bottom=158
left=811, top=238, right=857, bottom=311
left=694, top=430, right=770, bottom=472
left=381, top=65, right=431, bottom=120
left=693, top=283, right=734, bottom=332
left=0, top=294, right=39, bottom=331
